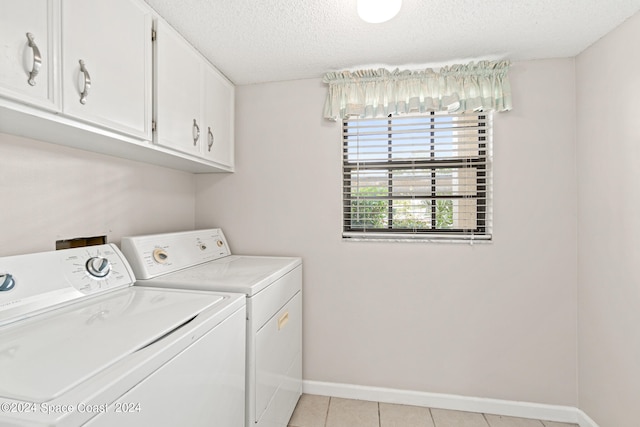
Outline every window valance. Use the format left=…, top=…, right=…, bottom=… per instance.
left=323, top=60, right=512, bottom=121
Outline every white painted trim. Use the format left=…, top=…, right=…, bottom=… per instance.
left=576, top=409, right=601, bottom=427
left=303, top=380, right=600, bottom=427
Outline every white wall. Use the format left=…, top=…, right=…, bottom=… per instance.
left=195, top=58, right=578, bottom=406
left=0, top=132, right=196, bottom=256
left=576, top=11, right=640, bottom=427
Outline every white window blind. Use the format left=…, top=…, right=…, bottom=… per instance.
left=343, top=112, right=492, bottom=241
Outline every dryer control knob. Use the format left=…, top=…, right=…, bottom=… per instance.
left=152, top=248, right=169, bottom=264
left=86, top=257, right=111, bottom=278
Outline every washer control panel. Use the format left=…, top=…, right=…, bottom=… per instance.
left=61, top=245, right=134, bottom=294
left=121, top=229, right=231, bottom=280
left=0, top=244, right=135, bottom=326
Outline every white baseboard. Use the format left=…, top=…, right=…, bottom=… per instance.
left=303, top=380, right=600, bottom=427
left=576, top=409, right=600, bottom=427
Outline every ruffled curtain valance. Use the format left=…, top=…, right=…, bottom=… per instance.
left=323, top=60, right=512, bottom=121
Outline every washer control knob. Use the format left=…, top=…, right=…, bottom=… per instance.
left=86, top=257, right=111, bottom=278
left=0, top=273, right=15, bottom=292
left=152, top=248, right=169, bottom=264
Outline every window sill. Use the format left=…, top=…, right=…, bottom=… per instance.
left=342, top=233, right=492, bottom=244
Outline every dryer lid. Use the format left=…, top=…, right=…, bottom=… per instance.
left=0, top=286, right=224, bottom=402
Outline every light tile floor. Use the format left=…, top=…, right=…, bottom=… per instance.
left=288, top=394, right=579, bottom=427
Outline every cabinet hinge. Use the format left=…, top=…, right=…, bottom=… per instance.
left=151, top=29, right=156, bottom=42
left=152, top=120, right=156, bottom=132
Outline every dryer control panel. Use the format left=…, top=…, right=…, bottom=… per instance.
left=121, top=229, right=231, bottom=280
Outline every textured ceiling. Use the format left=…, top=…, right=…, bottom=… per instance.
left=143, top=0, right=640, bottom=85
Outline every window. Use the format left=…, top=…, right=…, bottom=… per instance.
left=342, top=112, right=492, bottom=241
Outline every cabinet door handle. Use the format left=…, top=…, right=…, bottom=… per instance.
left=192, top=119, right=200, bottom=146
left=79, top=60, right=91, bottom=104
left=207, top=127, right=214, bottom=152
left=26, top=33, right=41, bottom=86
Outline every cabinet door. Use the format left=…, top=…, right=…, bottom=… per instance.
left=61, top=0, right=151, bottom=139
left=0, top=0, right=59, bottom=111
left=201, top=64, right=234, bottom=169
left=154, top=19, right=204, bottom=157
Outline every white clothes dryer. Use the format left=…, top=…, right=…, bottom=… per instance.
left=121, top=229, right=302, bottom=427
left=0, top=244, right=246, bottom=427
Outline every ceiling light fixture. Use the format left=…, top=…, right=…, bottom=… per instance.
left=357, top=0, right=402, bottom=24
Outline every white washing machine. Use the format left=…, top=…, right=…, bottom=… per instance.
left=0, top=244, right=246, bottom=427
left=121, top=229, right=302, bottom=427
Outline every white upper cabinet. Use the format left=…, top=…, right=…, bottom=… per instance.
left=201, top=64, right=234, bottom=167
left=0, top=0, right=60, bottom=111
left=154, top=19, right=235, bottom=171
left=0, top=0, right=234, bottom=173
left=61, top=0, right=152, bottom=140
left=154, top=19, right=204, bottom=158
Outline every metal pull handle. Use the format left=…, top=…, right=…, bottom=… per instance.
left=207, top=127, right=214, bottom=152
left=192, top=119, right=200, bottom=145
left=79, top=60, right=91, bottom=104
left=26, top=33, right=41, bottom=86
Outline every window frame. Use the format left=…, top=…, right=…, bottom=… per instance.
left=342, top=111, right=492, bottom=241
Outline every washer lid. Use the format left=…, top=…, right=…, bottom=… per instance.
left=0, top=287, right=224, bottom=402
left=140, top=256, right=302, bottom=296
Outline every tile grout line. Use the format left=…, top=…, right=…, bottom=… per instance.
left=324, top=396, right=331, bottom=427
left=378, top=401, right=381, bottom=427
left=482, top=412, right=492, bottom=426
left=428, top=407, right=436, bottom=427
